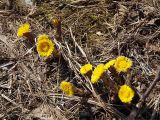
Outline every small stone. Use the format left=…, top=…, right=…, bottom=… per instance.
left=25, top=0, right=33, bottom=6
left=96, top=31, right=103, bottom=36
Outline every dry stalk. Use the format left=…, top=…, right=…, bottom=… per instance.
left=52, top=18, right=62, bottom=42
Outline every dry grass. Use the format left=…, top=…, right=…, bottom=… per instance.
left=0, top=0, right=160, bottom=120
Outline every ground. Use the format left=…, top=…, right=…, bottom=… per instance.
left=0, top=0, right=160, bottom=120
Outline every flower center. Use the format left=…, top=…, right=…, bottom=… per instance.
left=65, top=86, right=69, bottom=91
left=122, top=91, right=130, bottom=98
left=119, top=61, right=127, bottom=68
left=40, top=42, right=50, bottom=52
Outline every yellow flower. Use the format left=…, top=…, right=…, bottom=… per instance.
left=80, top=64, right=92, bottom=75
left=104, top=59, right=116, bottom=70
left=118, top=84, right=135, bottom=103
left=60, top=81, right=74, bottom=96
left=52, top=18, right=60, bottom=26
left=114, top=56, right=132, bottom=72
left=17, top=23, right=30, bottom=37
left=91, top=64, right=105, bottom=84
left=36, top=34, right=55, bottom=57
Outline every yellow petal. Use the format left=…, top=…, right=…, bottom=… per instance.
left=80, top=64, right=92, bottom=75
left=104, top=59, right=116, bottom=70
left=91, top=64, right=105, bottom=84
left=17, top=23, right=30, bottom=37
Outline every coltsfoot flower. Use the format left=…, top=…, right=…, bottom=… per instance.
left=118, top=84, right=135, bottom=103
left=36, top=34, right=55, bottom=57
left=80, top=64, right=92, bottom=75
left=104, top=59, right=116, bottom=70
left=52, top=18, right=60, bottom=27
left=60, top=81, right=74, bottom=96
left=91, top=64, right=105, bottom=84
left=17, top=23, right=30, bottom=37
left=114, top=56, right=132, bottom=72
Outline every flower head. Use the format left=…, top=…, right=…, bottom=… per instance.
left=60, top=81, right=74, bottom=96
left=52, top=18, right=60, bottom=26
left=104, top=59, right=116, bottom=70
left=80, top=64, right=92, bottom=75
left=36, top=34, right=55, bottom=57
left=91, top=64, right=105, bottom=84
left=118, top=84, right=135, bottom=103
left=114, top=56, right=132, bottom=72
left=17, top=23, right=30, bottom=37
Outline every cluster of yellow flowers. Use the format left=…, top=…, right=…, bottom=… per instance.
left=60, top=56, right=135, bottom=103
left=87, top=56, right=132, bottom=84
left=80, top=56, right=134, bottom=103
left=17, top=23, right=55, bottom=57
left=17, top=23, right=135, bottom=104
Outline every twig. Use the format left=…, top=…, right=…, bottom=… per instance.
left=69, top=27, right=88, bottom=60
left=127, top=67, right=160, bottom=120
left=1, top=94, right=17, bottom=106
left=0, top=61, right=15, bottom=70
left=0, top=84, right=11, bottom=89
